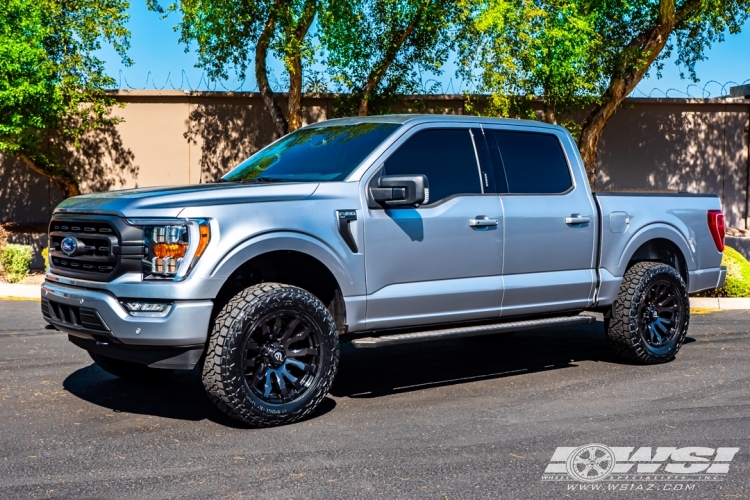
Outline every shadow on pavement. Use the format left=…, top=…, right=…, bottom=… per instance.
left=330, top=321, right=694, bottom=398
left=62, top=320, right=697, bottom=425
left=62, top=364, right=336, bottom=427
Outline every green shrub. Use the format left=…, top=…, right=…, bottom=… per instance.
left=0, top=244, right=33, bottom=283
left=41, top=247, right=49, bottom=270
left=717, top=246, right=750, bottom=298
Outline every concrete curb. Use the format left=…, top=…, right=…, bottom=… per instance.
left=0, top=284, right=41, bottom=300
left=690, top=297, right=750, bottom=310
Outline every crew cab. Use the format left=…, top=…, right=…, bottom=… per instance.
left=42, top=115, right=727, bottom=426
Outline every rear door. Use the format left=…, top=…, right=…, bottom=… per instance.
left=362, top=125, right=504, bottom=330
left=482, top=126, right=597, bottom=316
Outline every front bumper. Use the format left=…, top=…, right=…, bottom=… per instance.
left=41, top=281, right=213, bottom=347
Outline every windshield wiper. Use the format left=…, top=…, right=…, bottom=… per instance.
left=239, top=177, right=285, bottom=184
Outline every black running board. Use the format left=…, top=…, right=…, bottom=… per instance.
left=350, top=315, right=597, bottom=348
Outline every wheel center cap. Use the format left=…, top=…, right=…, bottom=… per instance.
left=268, top=345, right=285, bottom=367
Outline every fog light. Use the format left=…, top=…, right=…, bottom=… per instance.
left=121, top=301, right=172, bottom=317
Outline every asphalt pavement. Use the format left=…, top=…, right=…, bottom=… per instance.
left=0, top=299, right=748, bottom=499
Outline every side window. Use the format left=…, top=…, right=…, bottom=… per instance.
left=489, top=131, right=572, bottom=194
left=384, top=129, right=482, bottom=204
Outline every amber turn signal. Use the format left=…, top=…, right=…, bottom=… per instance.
left=196, top=223, right=210, bottom=257
left=153, top=242, right=188, bottom=259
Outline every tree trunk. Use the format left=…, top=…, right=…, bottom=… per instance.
left=542, top=107, right=556, bottom=125
left=358, top=1, right=428, bottom=116
left=577, top=0, right=702, bottom=187
left=18, top=152, right=80, bottom=199
left=286, top=0, right=317, bottom=132
left=287, top=54, right=304, bottom=132
left=256, top=1, right=289, bottom=137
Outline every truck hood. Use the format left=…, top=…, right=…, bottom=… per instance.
left=54, top=182, right=320, bottom=218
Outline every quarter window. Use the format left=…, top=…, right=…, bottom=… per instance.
left=383, top=129, right=482, bottom=204
left=488, top=131, right=572, bottom=194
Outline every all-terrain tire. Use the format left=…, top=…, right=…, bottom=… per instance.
left=606, top=261, right=690, bottom=364
left=89, top=352, right=174, bottom=380
left=202, top=283, right=339, bottom=427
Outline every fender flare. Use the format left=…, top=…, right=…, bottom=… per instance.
left=615, top=223, right=697, bottom=277
left=209, top=231, right=359, bottom=296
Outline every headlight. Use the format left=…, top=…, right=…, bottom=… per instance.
left=127, top=218, right=211, bottom=280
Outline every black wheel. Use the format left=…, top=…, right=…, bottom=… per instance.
left=202, top=283, right=339, bottom=427
left=89, top=352, right=174, bottom=380
left=606, top=261, right=690, bottom=364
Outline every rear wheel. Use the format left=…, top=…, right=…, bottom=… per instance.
left=89, top=352, right=174, bottom=380
left=202, top=283, right=339, bottom=427
left=606, top=261, right=690, bottom=364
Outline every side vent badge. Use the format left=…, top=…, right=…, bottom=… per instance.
left=336, top=210, right=358, bottom=253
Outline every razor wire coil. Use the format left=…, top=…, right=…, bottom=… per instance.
left=115, top=70, right=749, bottom=99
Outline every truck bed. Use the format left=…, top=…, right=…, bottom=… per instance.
left=594, top=192, right=725, bottom=305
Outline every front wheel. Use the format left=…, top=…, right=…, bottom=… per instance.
left=202, top=283, right=339, bottom=427
left=606, top=261, right=690, bottom=364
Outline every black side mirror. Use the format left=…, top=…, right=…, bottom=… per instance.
left=370, top=175, right=429, bottom=207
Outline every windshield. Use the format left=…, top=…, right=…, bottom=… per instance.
left=222, top=123, right=400, bottom=183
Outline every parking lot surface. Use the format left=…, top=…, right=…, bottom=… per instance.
left=0, top=299, right=748, bottom=499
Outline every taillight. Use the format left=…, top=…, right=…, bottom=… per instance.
left=707, top=210, right=725, bottom=252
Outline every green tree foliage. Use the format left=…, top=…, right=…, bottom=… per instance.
left=577, top=0, right=749, bottom=185
left=155, top=0, right=318, bottom=135
left=321, top=0, right=458, bottom=116
left=460, top=0, right=749, bottom=186
left=457, top=0, right=602, bottom=134
left=0, top=0, right=131, bottom=198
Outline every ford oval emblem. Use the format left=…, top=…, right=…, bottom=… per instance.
left=60, top=237, right=78, bottom=256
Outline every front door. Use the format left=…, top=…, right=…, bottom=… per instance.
left=363, top=126, right=504, bottom=330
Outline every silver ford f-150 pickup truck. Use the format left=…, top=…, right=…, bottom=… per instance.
left=42, top=115, right=727, bottom=426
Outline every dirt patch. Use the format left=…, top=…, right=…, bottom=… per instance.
left=727, top=227, right=750, bottom=237
left=0, top=270, right=46, bottom=286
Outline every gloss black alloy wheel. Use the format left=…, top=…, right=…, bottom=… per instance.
left=242, top=310, right=322, bottom=405
left=203, top=283, right=339, bottom=427
left=606, top=261, right=690, bottom=364
left=638, top=279, right=684, bottom=351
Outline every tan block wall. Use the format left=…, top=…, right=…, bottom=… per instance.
left=596, top=99, right=750, bottom=228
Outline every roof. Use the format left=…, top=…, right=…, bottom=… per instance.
left=307, top=114, right=563, bottom=130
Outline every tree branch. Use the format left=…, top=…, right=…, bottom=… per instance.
left=17, top=152, right=80, bottom=199
left=287, top=0, right=317, bottom=132
left=256, top=0, right=289, bottom=136
left=358, top=0, right=430, bottom=116
left=577, top=0, right=704, bottom=186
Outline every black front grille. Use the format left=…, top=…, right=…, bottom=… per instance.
left=48, top=216, right=143, bottom=282
left=51, top=257, right=115, bottom=274
left=42, top=298, right=109, bottom=332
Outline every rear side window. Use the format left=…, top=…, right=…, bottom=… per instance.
left=384, top=129, right=482, bottom=204
left=488, top=131, right=572, bottom=194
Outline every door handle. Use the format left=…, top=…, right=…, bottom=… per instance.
left=565, top=214, right=591, bottom=226
left=469, top=216, right=499, bottom=228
